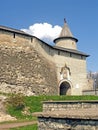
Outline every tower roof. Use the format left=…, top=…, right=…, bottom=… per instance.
left=59, top=18, right=73, bottom=37
left=54, top=19, right=78, bottom=43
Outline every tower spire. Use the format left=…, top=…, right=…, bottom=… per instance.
left=54, top=19, right=78, bottom=50
left=64, top=18, right=67, bottom=23
left=59, top=18, right=73, bottom=37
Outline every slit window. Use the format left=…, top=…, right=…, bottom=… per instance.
left=13, top=33, right=15, bottom=38
left=58, top=51, right=60, bottom=55
left=70, top=53, right=72, bottom=57
left=31, top=38, right=33, bottom=42
left=81, top=55, right=84, bottom=59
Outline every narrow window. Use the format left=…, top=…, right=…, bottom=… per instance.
left=70, top=53, right=72, bottom=57
left=31, top=37, right=33, bottom=42
left=58, top=51, right=60, bottom=55
left=49, top=48, right=50, bottom=53
left=72, top=42, right=74, bottom=45
left=81, top=55, right=83, bottom=59
left=13, top=33, right=15, bottom=38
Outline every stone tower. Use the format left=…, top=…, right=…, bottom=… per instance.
left=54, top=19, right=78, bottom=49
left=53, top=19, right=89, bottom=95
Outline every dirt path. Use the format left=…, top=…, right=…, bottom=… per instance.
left=0, top=121, right=37, bottom=130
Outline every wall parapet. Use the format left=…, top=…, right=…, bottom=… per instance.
left=43, top=100, right=98, bottom=112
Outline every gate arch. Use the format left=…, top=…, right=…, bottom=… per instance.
left=59, top=80, right=72, bottom=95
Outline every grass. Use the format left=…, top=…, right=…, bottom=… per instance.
left=10, top=124, right=38, bottom=130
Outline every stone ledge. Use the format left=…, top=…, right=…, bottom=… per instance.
left=43, top=100, right=98, bottom=103
left=43, top=100, right=98, bottom=112
left=34, top=108, right=98, bottom=119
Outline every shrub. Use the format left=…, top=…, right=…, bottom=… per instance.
left=6, top=93, right=25, bottom=111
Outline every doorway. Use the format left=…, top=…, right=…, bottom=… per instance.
left=60, top=81, right=71, bottom=95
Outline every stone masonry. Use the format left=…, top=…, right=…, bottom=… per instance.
left=0, top=20, right=90, bottom=95
left=35, top=101, right=98, bottom=130
left=0, top=30, right=58, bottom=95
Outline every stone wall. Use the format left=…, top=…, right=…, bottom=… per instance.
left=83, top=90, right=98, bottom=95
left=0, top=31, right=58, bottom=95
left=35, top=101, right=98, bottom=130
left=38, top=117, right=98, bottom=130
left=25, top=32, right=89, bottom=96
left=43, top=101, right=98, bottom=111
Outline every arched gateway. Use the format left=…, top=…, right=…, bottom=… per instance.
left=59, top=80, right=72, bottom=95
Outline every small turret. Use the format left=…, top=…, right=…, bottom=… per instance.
left=54, top=19, right=78, bottom=50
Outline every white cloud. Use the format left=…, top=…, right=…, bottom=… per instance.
left=21, top=23, right=62, bottom=44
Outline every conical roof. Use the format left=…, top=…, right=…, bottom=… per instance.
left=59, top=18, right=73, bottom=37
left=54, top=19, right=78, bottom=43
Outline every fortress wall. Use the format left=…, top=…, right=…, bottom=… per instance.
left=32, top=38, right=54, bottom=62
left=0, top=30, right=58, bottom=95
left=0, top=28, right=90, bottom=96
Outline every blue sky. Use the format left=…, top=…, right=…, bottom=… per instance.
left=0, top=0, right=98, bottom=72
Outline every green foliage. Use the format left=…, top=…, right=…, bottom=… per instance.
left=10, top=124, right=38, bottom=130
left=6, top=93, right=29, bottom=120
left=7, top=93, right=25, bottom=110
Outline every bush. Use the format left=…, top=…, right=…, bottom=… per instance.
left=7, top=93, right=25, bottom=111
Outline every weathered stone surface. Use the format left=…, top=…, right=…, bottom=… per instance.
left=43, top=101, right=98, bottom=112
left=0, top=95, right=6, bottom=112
left=0, top=112, right=17, bottom=122
left=38, top=117, right=98, bottom=130
left=0, top=42, right=58, bottom=95
left=0, top=95, right=17, bottom=122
